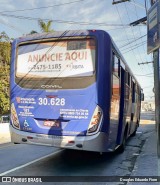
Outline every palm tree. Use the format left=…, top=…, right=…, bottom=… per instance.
left=38, top=19, right=53, bottom=33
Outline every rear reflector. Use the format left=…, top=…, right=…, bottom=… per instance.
left=27, top=136, right=33, bottom=139
left=68, top=140, right=75, bottom=144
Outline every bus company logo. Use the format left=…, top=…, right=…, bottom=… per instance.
left=16, top=97, right=21, bottom=103
left=41, top=85, right=62, bottom=89
left=44, top=120, right=60, bottom=127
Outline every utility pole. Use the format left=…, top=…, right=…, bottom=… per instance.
left=148, top=0, right=160, bottom=157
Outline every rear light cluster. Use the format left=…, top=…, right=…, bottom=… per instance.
left=11, top=103, right=20, bottom=129
left=87, top=105, right=103, bottom=135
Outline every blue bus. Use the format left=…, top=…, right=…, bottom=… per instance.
left=10, top=30, right=143, bottom=153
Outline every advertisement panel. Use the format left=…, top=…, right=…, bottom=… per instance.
left=17, top=39, right=95, bottom=78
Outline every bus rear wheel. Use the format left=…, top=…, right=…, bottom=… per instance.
left=117, top=136, right=126, bottom=153
left=131, top=121, right=139, bottom=137
left=116, top=126, right=128, bottom=154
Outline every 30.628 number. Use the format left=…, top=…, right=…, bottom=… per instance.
left=38, top=98, right=65, bottom=106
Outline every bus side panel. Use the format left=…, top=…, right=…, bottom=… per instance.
left=96, top=33, right=112, bottom=135
left=94, top=32, right=114, bottom=151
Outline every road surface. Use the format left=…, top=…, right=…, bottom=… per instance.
left=0, top=111, right=158, bottom=184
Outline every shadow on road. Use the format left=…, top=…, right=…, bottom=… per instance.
left=35, top=148, right=125, bottom=176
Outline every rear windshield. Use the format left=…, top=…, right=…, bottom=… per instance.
left=16, top=38, right=96, bottom=78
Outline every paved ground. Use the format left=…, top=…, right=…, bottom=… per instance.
left=0, top=113, right=159, bottom=184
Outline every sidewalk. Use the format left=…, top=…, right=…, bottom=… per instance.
left=0, top=123, right=11, bottom=144
left=127, top=123, right=159, bottom=185
left=131, top=128, right=158, bottom=175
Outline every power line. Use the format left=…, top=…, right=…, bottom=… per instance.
left=114, top=3, right=146, bottom=86
left=123, top=41, right=147, bottom=54
left=114, top=3, right=140, bottom=68
left=0, top=0, right=85, bottom=14
left=135, top=73, right=153, bottom=76
left=119, top=34, right=146, bottom=48
left=124, top=3, right=145, bottom=64
left=121, top=41, right=147, bottom=52
left=139, top=76, right=153, bottom=78
left=116, top=36, right=147, bottom=42
left=0, top=12, right=133, bottom=27
left=114, top=0, right=148, bottom=81
left=126, top=1, right=152, bottom=78
left=129, top=0, right=146, bottom=9
left=132, top=0, right=152, bottom=75
left=0, top=18, right=24, bottom=33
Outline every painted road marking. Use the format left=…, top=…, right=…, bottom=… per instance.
left=136, top=131, right=142, bottom=134
left=0, top=149, right=63, bottom=176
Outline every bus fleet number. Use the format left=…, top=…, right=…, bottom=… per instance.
left=38, top=98, right=65, bottom=106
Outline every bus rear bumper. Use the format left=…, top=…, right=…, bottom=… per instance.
left=10, top=125, right=110, bottom=152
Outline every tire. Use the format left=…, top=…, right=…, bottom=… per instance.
left=131, top=129, right=136, bottom=137
left=116, top=126, right=128, bottom=154
left=116, top=135, right=126, bottom=153
left=131, top=121, right=139, bottom=137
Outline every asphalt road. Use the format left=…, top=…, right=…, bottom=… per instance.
left=0, top=111, right=157, bottom=185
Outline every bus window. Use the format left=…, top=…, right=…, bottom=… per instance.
left=111, top=74, right=120, bottom=119
left=113, top=52, right=120, bottom=77
left=67, top=40, right=87, bottom=50
left=125, top=72, right=131, bottom=87
left=128, top=73, right=130, bottom=87
left=132, top=81, right=135, bottom=103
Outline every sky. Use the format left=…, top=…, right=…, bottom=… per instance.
left=0, top=0, right=154, bottom=100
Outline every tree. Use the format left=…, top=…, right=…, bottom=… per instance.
left=29, top=30, right=38, bottom=34
left=38, top=19, right=54, bottom=33
left=0, top=32, right=11, bottom=115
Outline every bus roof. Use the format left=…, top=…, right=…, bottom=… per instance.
left=15, top=30, right=91, bottom=42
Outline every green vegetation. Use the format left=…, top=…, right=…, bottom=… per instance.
left=38, top=19, right=53, bottom=32
left=0, top=20, right=53, bottom=115
left=0, top=32, right=11, bottom=115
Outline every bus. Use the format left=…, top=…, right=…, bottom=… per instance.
left=10, top=30, right=143, bottom=153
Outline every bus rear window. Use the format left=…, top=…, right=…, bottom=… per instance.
left=16, top=38, right=95, bottom=78
left=67, top=40, right=87, bottom=50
